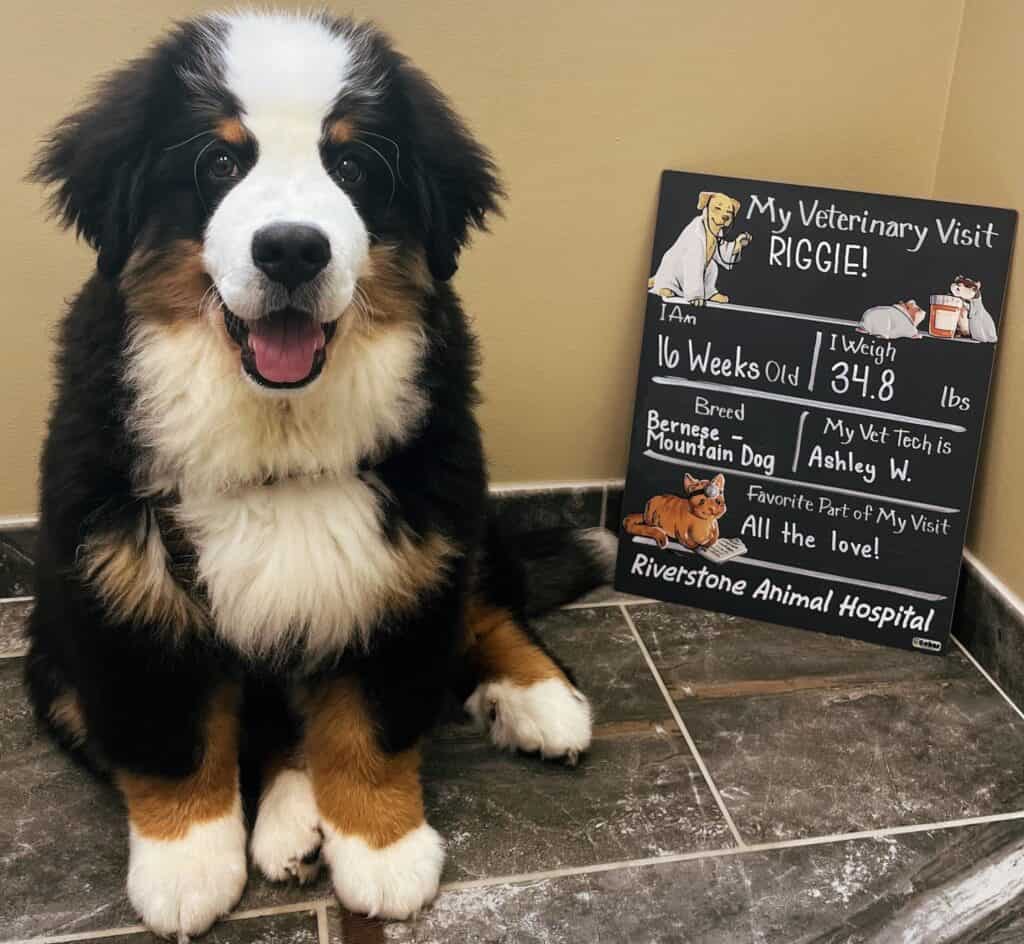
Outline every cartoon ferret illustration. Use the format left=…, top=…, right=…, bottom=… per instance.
left=951, top=275, right=998, bottom=342
left=649, top=193, right=752, bottom=305
left=858, top=299, right=926, bottom=339
left=623, top=473, right=727, bottom=549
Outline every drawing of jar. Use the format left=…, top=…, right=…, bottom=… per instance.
left=929, top=294, right=961, bottom=339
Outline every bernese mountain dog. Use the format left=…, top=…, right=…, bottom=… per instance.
left=25, top=10, right=613, bottom=938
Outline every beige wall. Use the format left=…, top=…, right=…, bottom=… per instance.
left=8, top=2, right=1002, bottom=521
left=933, top=0, right=1023, bottom=590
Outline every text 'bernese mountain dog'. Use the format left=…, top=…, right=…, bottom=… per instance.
left=25, top=10, right=614, bottom=939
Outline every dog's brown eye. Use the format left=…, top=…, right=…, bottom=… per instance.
left=207, top=151, right=239, bottom=180
left=333, top=157, right=364, bottom=185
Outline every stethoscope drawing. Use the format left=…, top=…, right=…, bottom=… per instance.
left=702, top=207, right=742, bottom=270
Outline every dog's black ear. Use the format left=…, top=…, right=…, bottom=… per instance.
left=30, top=55, right=158, bottom=277
left=397, top=63, right=503, bottom=281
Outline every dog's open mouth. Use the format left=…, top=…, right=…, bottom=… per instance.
left=224, top=308, right=338, bottom=388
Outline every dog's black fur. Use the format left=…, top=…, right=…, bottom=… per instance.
left=24, top=14, right=607, bottom=794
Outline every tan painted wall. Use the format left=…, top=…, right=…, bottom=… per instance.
left=0, top=0, right=966, bottom=518
left=933, top=0, right=1023, bottom=590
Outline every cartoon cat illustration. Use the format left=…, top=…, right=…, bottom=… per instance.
left=623, top=473, right=727, bottom=549
left=950, top=275, right=998, bottom=342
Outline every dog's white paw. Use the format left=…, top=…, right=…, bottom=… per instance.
left=465, top=677, right=593, bottom=764
left=251, top=768, right=322, bottom=884
left=321, top=821, right=444, bottom=919
left=126, top=799, right=247, bottom=940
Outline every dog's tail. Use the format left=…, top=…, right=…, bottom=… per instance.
left=478, top=515, right=618, bottom=620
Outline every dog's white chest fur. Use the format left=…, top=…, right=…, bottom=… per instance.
left=179, top=476, right=400, bottom=657
left=125, top=313, right=436, bottom=658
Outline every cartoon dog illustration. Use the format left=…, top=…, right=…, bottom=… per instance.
left=649, top=192, right=752, bottom=305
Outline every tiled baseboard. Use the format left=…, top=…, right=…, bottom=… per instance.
left=955, top=552, right=1024, bottom=711
left=3, top=484, right=1021, bottom=704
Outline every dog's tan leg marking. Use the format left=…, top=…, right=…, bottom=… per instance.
left=305, top=678, right=443, bottom=919
left=116, top=686, right=247, bottom=939
left=463, top=600, right=592, bottom=763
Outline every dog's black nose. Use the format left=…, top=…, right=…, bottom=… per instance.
left=252, top=223, right=331, bottom=290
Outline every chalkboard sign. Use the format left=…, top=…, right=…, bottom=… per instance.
left=614, top=171, right=1017, bottom=654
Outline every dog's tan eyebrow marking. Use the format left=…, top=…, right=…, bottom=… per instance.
left=216, top=116, right=250, bottom=146
left=326, top=118, right=356, bottom=144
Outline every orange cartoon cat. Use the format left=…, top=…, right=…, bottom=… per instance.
left=622, top=473, right=727, bottom=549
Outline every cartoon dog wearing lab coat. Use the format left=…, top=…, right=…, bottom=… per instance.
left=649, top=191, right=753, bottom=305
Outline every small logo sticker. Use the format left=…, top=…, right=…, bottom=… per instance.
left=913, top=637, right=943, bottom=653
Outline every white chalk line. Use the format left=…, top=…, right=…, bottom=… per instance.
left=652, top=375, right=968, bottom=433
left=656, top=296, right=983, bottom=344
left=808, top=330, right=823, bottom=390
left=643, top=448, right=961, bottom=515
left=628, top=536, right=945, bottom=602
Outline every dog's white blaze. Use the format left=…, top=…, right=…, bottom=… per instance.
left=204, top=12, right=369, bottom=323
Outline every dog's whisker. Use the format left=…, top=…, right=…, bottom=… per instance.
left=162, top=129, right=216, bottom=152
left=352, top=138, right=397, bottom=207
left=357, top=130, right=405, bottom=185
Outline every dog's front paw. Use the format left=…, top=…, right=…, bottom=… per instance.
left=127, top=800, right=247, bottom=940
left=251, top=768, right=323, bottom=884
left=321, top=821, right=444, bottom=919
left=465, top=677, right=593, bottom=765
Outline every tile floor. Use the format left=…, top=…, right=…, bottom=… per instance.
left=3, top=509, right=1024, bottom=942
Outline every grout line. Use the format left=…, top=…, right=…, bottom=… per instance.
left=8, top=814, right=1024, bottom=941
left=225, top=900, right=331, bottom=922
left=561, top=596, right=654, bottom=611
left=489, top=478, right=624, bottom=495
left=618, top=603, right=746, bottom=848
left=599, top=485, right=608, bottom=530
left=4, top=901, right=333, bottom=944
left=315, top=901, right=330, bottom=944
left=0, top=596, right=33, bottom=605
left=952, top=634, right=1024, bottom=724
left=440, top=808, right=1024, bottom=896
left=4, top=925, right=149, bottom=944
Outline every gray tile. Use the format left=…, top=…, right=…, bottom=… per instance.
left=630, top=604, right=1024, bottom=842
left=566, top=584, right=652, bottom=608
left=527, top=604, right=668, bottom=724
left=331, top=820, right=1024, bottom=944
left=632, top=602, right=972, bottom=703
left=0, top=600, right=31, bottom=656
left=492, top=488, right=603, bottom=535
left=0, top=537, right=33, bottom=597
left=0, top=527, right=38, bottom=562
left=0, top=655, right=325, bottom=938
left=0, top=658, right=137, bottom=940
left=955, top=561, right=1024, bottom=711
left=424, top=721, right=734, bottom=884
left=75, top=910, right=320, bottom=943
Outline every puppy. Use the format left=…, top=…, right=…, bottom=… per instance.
left=25, top=11, right=612, bottom=937
left=649, top=191, right=752, bottom=303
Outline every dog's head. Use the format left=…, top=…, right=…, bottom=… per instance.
left=32, top=12, right=501, bottom=393
left=697, top=191, right=741, bottom=232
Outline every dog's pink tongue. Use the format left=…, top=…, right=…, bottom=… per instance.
left=249, top=313, right=324, bottom=383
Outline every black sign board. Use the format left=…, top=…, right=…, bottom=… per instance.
left=615, top=171, right=1017, bottom=654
